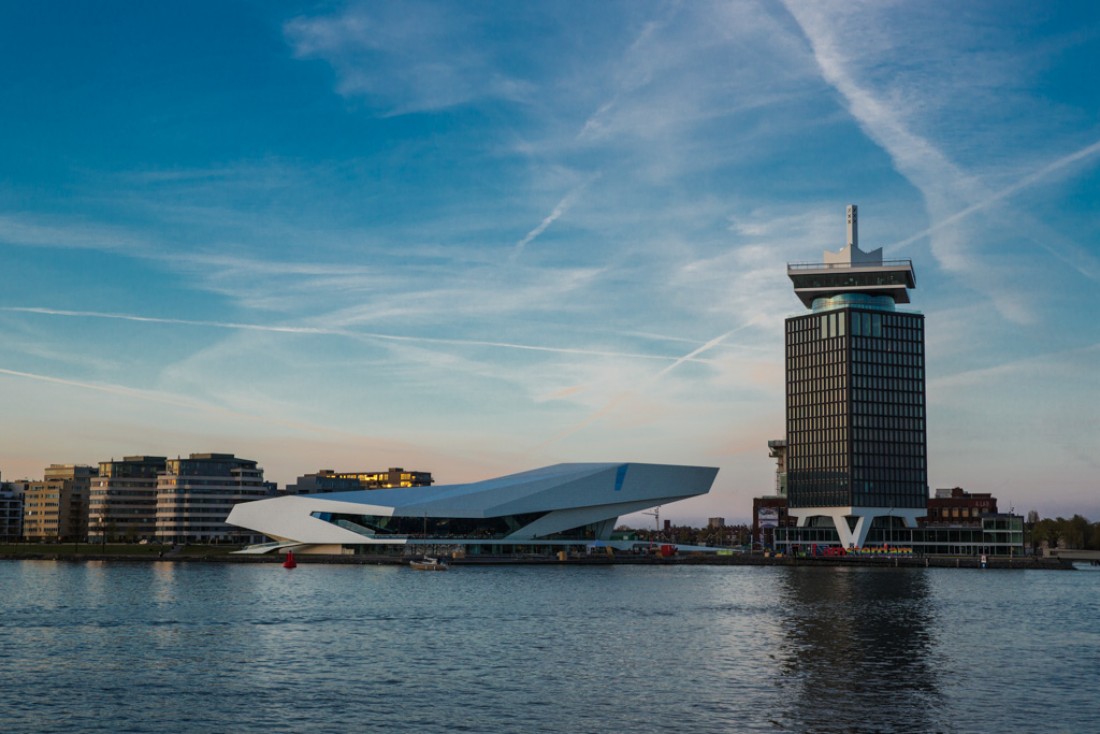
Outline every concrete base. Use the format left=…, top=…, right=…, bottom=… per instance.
left=788, top=506, right=924, bottom=548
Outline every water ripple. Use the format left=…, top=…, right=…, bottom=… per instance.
left=0, top=562, right=1094, bottom=733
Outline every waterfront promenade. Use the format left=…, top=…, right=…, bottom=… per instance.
left=0, top=543, right=1067, bottom=570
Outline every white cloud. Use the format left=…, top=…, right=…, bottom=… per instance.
left=0, top=213, right=153, bottom=256
left=284, top=1, right=533, bottom=114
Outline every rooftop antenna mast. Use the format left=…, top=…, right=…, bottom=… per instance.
left=847, top=204, right=858, bottom=249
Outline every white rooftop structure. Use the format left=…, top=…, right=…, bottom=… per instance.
left=787, top=204, right=916, bottom=307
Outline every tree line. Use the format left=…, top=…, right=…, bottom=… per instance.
left=1027, top=511, right=1100, bottom=551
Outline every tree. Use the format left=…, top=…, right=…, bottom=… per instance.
left=1066, top=515, right=1090, bottom=550
left=1030, top=518, right=1058, bottom=551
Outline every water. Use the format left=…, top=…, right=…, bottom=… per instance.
left=0, top=561, right=1095, bottom=733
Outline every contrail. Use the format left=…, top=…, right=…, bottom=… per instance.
left=654, top=323, right=752, bottom=379
left=0, top=365, right=383, bottom=438
left=0, top=366, right=221, bottom=412
left=3, top=307, right=332, bottom=334
left=885, top=137, right=1100, bottom=251
left=512, top=196, right=572, bottom=258
left=511, top=173, right=601, bottom=261
left=2, top=306, right=712, bottom=364
left=537, top=320, right=758, bottom=448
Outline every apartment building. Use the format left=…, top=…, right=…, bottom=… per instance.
left=23, top=464, right=98, bottom=541
left=88, top=456, right=167, bottom=543
left=155, top=453, right=275, bottom=544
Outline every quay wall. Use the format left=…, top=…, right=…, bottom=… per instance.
left=0, top=546, right=1068, bottom=570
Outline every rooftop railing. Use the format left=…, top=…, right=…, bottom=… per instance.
left=787, top=259, right=914, bottom=271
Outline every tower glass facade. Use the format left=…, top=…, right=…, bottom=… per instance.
left=785, top=298, right=926, bottom=510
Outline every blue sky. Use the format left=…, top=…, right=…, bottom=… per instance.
left=1, top=1, right=1099, bottom=524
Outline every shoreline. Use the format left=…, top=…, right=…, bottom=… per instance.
left=0, top=547, right=1069, bottom=570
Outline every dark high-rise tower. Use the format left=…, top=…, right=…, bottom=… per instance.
left=784, top=205, right=927, bottom=547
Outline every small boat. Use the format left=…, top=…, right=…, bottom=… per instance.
left=1071, top=560, right=1100, bottom=571
left=409, top=556, right=448, bottom=571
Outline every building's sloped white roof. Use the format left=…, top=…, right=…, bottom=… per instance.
left=226, top=462, right=717, bottom=547
left=312, top=462, right=611, bottom=515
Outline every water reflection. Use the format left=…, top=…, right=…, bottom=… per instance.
left=773, top=567, right=946, bottom=734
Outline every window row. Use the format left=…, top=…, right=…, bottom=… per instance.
left=788, top=442, right=849, bottom=459
left=853, top=403, right=924, bottom=419
left=852, top=428, right=925, bottom=445
left=851, top=376, right=922, bottom=393
left=853, top=343, right=923, bottom=361
left=789, top=358, right=848, bottom=375
left=788, top=381, right=848, bottom=398
left=853, top=389, right=924, bottom=405
left=853, top=454, right=926, bottom=470
left=852, top=413, right=924, bottom=428
left=788, top=403, right=848, bottom=419
left=788, top=391, right=848, bottom=407
left=786, top=312, right=923, bottom=345
left=788, top=340, right=847, bottom=359
left=852, top=362, right=922, bottom=379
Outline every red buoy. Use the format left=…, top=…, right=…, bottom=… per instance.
left=283, top=550, right=297, bottom=569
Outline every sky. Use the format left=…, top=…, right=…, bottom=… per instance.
left=1, top=0, right=1099, bottom=525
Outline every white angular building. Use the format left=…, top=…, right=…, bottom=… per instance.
left=228, top=462, right=718, bottom=556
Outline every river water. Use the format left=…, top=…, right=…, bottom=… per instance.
left=0, top=561, right=1094, bottom=733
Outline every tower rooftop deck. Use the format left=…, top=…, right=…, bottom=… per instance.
left=787, top=259, right=915, bottom=308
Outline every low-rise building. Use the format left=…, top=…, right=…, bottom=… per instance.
left=285, top=467, right=433, bottom=495
left=0, top=472, right=30, bottom=541
left=762, top=471, right=1024, bottom=556
left=923, top=487, right=997, bottom=525
left=773, top=486, right=1023, bottom=556
left=751, top=439, right=796, bottom=547
left=753, top=495, right=795, bottom=548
